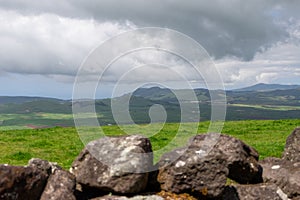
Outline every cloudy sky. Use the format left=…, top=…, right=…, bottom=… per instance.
left=0, top=0, right=300, bottom=99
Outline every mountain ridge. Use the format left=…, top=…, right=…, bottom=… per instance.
left=0, top=83, right=300, bottom=128
left=233, top=83, right=300, bottom=92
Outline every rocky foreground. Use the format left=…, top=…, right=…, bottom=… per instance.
left=1, top=128, right=300, bottom=200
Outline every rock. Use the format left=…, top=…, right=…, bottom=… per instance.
left=190, top=134, right=263, bottom=184
left=259, top=157, right=300, bottom=199
left=127, top=196, right=164, bottom=200
left=0, top=164, right=48, bottom=200
left=28, top=158, right=62, bottom=175
left=90, top=196, right=125, bottom=200
left=40, top=168, right=76, bottom=200
left=282, top=127, right=300, bottom=162
left=28, top=158, right=76, bottom=199
left=74, top=184, right=107, bottom=200
left=90, top=195, right=164, bottom=200
left=144, top=164, right=160, bottom=193
left=222, top=183, right=285, bottom=200
left=157, top=133, right=263, bottom=198
left=157, top=146, right=228, bottom=198
left=71, top=135, right=153, bottom=194
left=156, top=191, right=198, bottom=200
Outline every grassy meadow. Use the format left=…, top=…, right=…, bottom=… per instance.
left=0, top=119, right=299, bottom=169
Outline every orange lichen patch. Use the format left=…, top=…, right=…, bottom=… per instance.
left=201, top=187, right=208, bottom=196
left=157, top=191, right=197, bottom=200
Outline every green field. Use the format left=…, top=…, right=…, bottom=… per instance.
left=1, top=86, right=300, bottom=129
left=0, top=113, right=75, bottom=130
left=0, top=119, right=299, bottom=169
left=229, top=103, right=300, bottom=111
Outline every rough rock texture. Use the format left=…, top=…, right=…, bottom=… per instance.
left=40, top=168, right=76, bottom=200
left=282, top=127, right=300, bottom=162
left=190, top=134, right=263, bottom=184
left=0, top=164, right=48, bottom=200
left=157, top=146, right=228, bottom=199
left=222, top=183, right=286, bottom=200
left=71, top=135, right=153, bottom=194
left=90, top=195, right=164, bottom=200
left=259, top=157, right=300, bottom=199
left=28, top=158, right=77, bottom=200
left=157, top=191, right=197, bottom=200
left=28, top=158, right=62, bottom=174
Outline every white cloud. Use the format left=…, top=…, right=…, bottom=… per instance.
left=0, top=1, right=300, bottom=98
left=256, top=72, right=278, bottom=83
left=0, top=9, right=134, bottom=78
left=0, top=0, right=291, bottom=60
left=216, top=31, right=300, bottom=89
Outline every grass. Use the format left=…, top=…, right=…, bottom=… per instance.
left=0, top=119, right=299, bottom=169
left=0, top=112, right=75, bottom=129
left=230, top=103, right=300, bottom=111
left=0, top=125, right=30, bottom=131
left=0, top=127, right=82, bottom=168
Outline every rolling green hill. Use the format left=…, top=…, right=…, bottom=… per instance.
left=234, top=83, right=300, bottom=92
left=0, top=84, right=299, bottom=129
left=0, top=96, right=64, bottom=105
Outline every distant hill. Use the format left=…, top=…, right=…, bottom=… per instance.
left=234, top=83, right=300, bottom=92
left=0, top=97, right=71, bottom=114
left=0, top=96, right=64, bottom=105
left=0, top=84, right=300, bottom=129
left=130, top=86, right=300, bottom=118
left=132, top=85, right=300, bottom=106
left=133, top=87, right=171, bottom=97
left=132, top=87, right=175, bottom=102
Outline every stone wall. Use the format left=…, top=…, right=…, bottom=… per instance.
left=1, top=128, right=300, bottom=200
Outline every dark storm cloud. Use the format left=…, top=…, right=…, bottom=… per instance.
left=0, top=0, right=292, bottom=60
left=0, top=0, right=299, bottom=92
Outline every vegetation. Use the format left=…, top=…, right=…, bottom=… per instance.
left=1, top=85, right=300, bottom=129
left=0, top=85, right=299, bottom=170
left=0, top=119, right=299, bottom=169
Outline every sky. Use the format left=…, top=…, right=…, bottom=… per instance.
left=0, top=0, right=300, bottom=99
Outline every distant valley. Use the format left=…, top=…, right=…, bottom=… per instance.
left=0, top=83, right=300, bottom=130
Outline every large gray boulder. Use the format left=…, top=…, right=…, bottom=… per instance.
left=190, top=134, right=263, bottom=184
left=223, top=183, right=288, bottom=200
left=259, top=157, right=300, bottom=199
left=157, top=133, right=263, bottom=198
left=157, top=146, right=228, bottom=199
left=0, top=164, right=48, bottom=200
left=282, top=127, right=300, bottom=163
left=71, top=135, right=153, bottom=194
